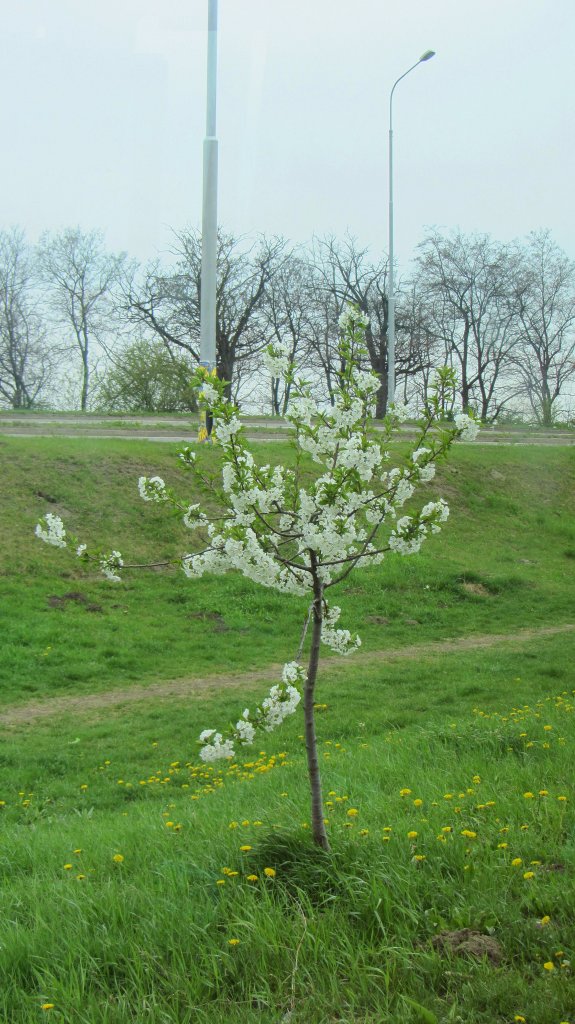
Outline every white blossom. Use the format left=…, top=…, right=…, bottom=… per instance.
left=100, top=550, right=124, bottom=583
left=199, top=732, right=235, bottom=762
left=214, top=416, right=242, bottom=445
left=35, top=513, right=67, bottom=549
left=138, top=476, right=168, bottom=503
left=321, top=605, right=361, bottom=656
left=390, top=400, right=412, bottom=423
left=200, top=382, right=219, bottom=405
left=454, top=413, right=480, bottom=442
left=234, top=709, right=256, bottom=746
left=260, top=682, right=301, bottom=731
left=76, top=543, right=87, bottom=557
left=263, top=344, right=291, bottom=378
left=412, top=447, right=431, bottom=464
left=338, top=304, right=369, bottom=332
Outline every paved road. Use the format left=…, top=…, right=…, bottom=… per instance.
left=0, top=413, right=573, bottom=445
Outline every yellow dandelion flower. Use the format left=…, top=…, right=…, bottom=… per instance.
left=76, top=874, right=86, bottom=881
left=41, top=1005, right=55, bottom=1011
left=239, top=845, right=252, bottom=852
left=407, top=830, right=418, bottom=840
left=460, top=830, right=477, bottom=839
left=347, top=808, right=359, bottom=817
left=511, top=858, right=522, bottom=867
left=413, top=854, right=426, bottom=862
left=523, top=871, right=535, bottom=880
left=514, top=1016, right=526, bottom=1023
left=543, top=960, right=554, bottom=971
left=112, top=854, right=124, bottom=863
left=523, top=792, right=534, bottom=799
left=543, top=725, right=552, bottom=731
left=498, top=842, right=508, bottom=849
left=165, top=821, right=174, bottom=828
left=228, top=821, right=239, bottom=829
left=63, top=864, right=73, bottom=870
left=73, top=849, right=82, bottom=854
left=359, top=829, right=369, bottom=836
left=399, top=788, right=412, bottom=797
left=246, top=874, right=258, bottom=881
left=557, top=795, right=567, bottom=802
left=382, top=826, right=392, bottom=832
left=539, top=915, right=551, bottom=926
left=263, top=867, right=276, bottom=878
left=472, top=775, right=481, bottom=784
left=228, top=938, right=240, bottom=946
left=443, top=793, right=453, bottom=800
left=413, top=798, right=423, bottom=808
left=441, top=826, right=452, bottom=833
left=241, top=820, right=250, bottom=826
left=227, top=870, right=239, bottom=877
left=382, top=835, right=390, bottom=842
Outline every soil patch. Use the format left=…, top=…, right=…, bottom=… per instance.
left=431, top=928, right=503, bottom=965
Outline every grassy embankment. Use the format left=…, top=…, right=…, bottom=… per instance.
left=0, top=436, right=573, bottom=1023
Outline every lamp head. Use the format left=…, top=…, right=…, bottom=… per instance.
left=419, top=50, right=436, bottom=62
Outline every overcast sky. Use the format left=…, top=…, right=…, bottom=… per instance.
left=2, top=0, right=574, bottom=270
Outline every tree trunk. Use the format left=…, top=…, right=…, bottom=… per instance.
left=304, top=579, right=330, bottom=851
left=375, top=375, right=388, bottom=419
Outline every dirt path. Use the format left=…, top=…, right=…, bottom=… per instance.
left=1, top=623, right=572, bottom=729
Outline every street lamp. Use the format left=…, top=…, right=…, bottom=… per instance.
left=199, top=0, right=219, bottom=440
left=387, top=49, right=435, bottom=407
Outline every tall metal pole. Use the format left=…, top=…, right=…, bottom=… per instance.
left=387, top=50, right=435, bottom=408
left=200, top=0, right=218, bottom=373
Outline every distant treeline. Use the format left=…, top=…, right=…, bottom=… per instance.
left=1, top=225, right=574, bottom=424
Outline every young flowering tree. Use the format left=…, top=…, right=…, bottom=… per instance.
left=36, top=307, right=478, bottom=851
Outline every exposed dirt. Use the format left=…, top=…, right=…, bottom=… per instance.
left=430, top=928, right=503, bottom=965
left=0, top=623, right=572, bottom=729
left=461, top=581, right=492, bottom=597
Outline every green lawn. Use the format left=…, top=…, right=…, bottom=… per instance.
left=0, top=438, right=573, bottom=706
left=0, top=436, right=573, bottom=1022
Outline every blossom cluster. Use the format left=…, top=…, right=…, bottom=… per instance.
left=197, top=664, right=304, bottom=762
left=138, top=476, right=169, bottom=503
left=99, top=550, right=124, bottom=583
left=35, top=513, right=67, bottom=549
left=389, top=499, right=450, bottom=557
left=454, top=412, right=481, bottom=442
left=321, top=605, right=361, bottom=656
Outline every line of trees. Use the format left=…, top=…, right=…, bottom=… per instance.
left=1, top=225, right=574, bottom=424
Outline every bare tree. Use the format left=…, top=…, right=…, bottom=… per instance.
left=415, top=230, right=520, bottom=421
left=38, top=228, right=126, bottom=410
left=120, top=230, right=287, bottom=400
left=311, top=235, right=428, bottom=417
left=262, top=252, right=319, bottom=414
left=0, top=228, right=52, bottom=409
left=511, top=231, right=575, bottom=426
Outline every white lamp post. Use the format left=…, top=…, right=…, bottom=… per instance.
left=200, top=0, right=218, bottom=375
left=387, top=49, right=435, bottom=407
left=198, top=0, right=219, bottom=441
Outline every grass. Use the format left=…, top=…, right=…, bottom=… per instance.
left=0, top=438, right=573, bottom=706
left=0, top=435, right=573, bottom=1021
left=0, top=636, right=573, bottom=1022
